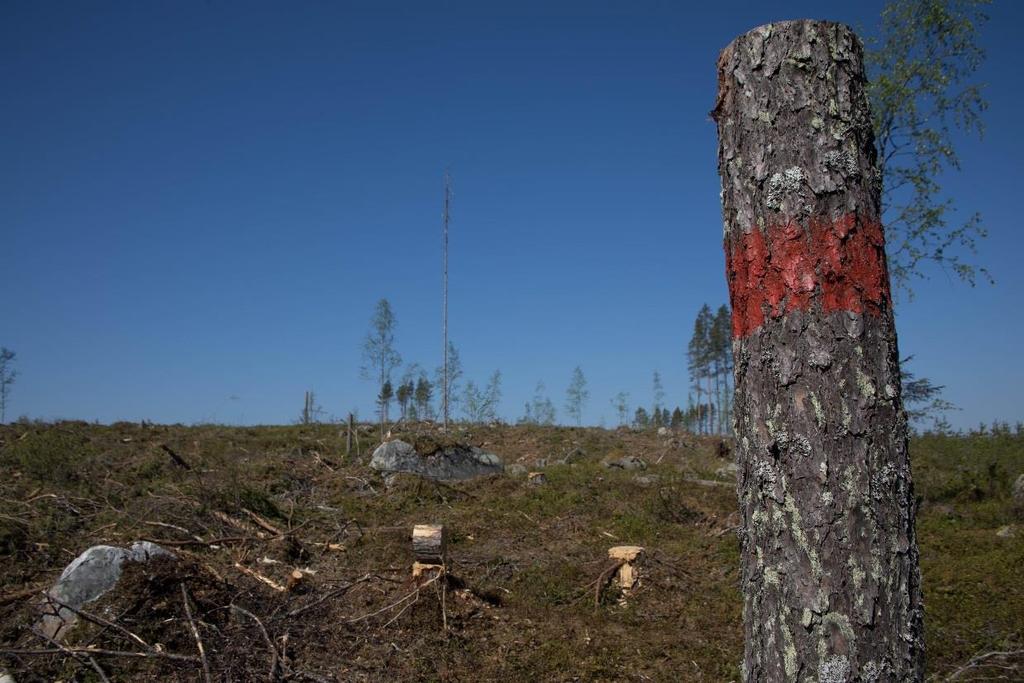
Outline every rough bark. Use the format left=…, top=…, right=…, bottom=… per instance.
left=713, top=21, right=923, bottom=682
left=411, top=524, right=447, bottom=565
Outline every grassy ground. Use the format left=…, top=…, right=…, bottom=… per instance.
left=0, top=421, right=1021, bottom=681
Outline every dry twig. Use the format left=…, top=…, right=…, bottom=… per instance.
left=31, top=627, right=111, bottom=683
left=181, top=585, right=211, bottom=683
left=231, top=604, right=279, bottom=682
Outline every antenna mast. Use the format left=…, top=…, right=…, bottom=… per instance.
left=442, top=170, right=451, bottom=431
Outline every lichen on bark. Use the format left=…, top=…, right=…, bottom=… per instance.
left=713, top=20, right=924, bottom=682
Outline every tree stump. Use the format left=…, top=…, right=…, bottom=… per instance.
left=411, top=524, right=447, bottom=566
left=713, top=20, right=923, bottom=681
left=607, top=545, right=644, bottom=590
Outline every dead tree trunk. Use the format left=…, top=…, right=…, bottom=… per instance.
left=713, top=21, right=923, bottom=681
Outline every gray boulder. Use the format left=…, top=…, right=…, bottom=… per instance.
left=1014, top=474, right=1024, bottom=505
left=603, top=455, right=648, bottom=471
left=370, top=440, right=503, bottom=481
left=40, top=541, right=174, bottom=640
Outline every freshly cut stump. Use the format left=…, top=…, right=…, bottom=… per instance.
left=411, top=524, right=447, bottom=565
left=608, top=545, right=644, bottom=590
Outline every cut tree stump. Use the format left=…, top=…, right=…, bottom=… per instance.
left=608, top=545, right=644, bottom=590
left=411, top=524, right=447, bottom=566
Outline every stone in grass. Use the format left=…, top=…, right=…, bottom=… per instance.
left=528, top=471, right=546, bottom=486
left=602, top=455, right=648, bottom=471
left=506, top=463, right=528, bottom=478
left=1013, top=474, right=1024, bottom=516
left=563, top=447, right=588, bottom=464
left=40, top=541, right=175, bottom=641
left=370, top=440, right=503, bottom=481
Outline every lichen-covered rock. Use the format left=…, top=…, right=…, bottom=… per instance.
left=1013, top=474, right=1024, bottom=507
left=602, top=455, right=647, bottom=471
left=370, top=440, right=503, bottom=481
left=506, top=463, right=528, bottom=478
left=40, top=541, right=175, bottom=640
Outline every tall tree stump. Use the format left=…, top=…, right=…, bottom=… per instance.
left=412, top=524, right=447, bottom=565
left=713, top=20, right=923, bottom=681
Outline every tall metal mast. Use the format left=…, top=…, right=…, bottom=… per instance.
left=442, top=170, right=451, bottom=431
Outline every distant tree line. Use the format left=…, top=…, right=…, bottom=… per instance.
left=687, top=304, right=733, bottom=435
left=317, top=298, right=954, bottom=436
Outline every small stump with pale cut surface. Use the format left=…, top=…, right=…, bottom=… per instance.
left=608, top=545, right=644, bottom=591
left=411, top=524, right=447, bottom=581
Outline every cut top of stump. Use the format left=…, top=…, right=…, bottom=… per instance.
left=608, top=545, right=644, bottom=563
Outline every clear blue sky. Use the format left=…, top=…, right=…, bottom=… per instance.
left=2, top=1, right=1021, bottom=429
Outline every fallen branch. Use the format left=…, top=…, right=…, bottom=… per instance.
left=0, top=583, right=47, bottom=606
left=945, top=648, right=1024, bottom=681
left=1, top=647, right=199, bottom=663
left=41, top=594, right=150, bottom=651
left=347, top=572, right=443, bottom=626
left=231, top=605, right=279, bottom=682
left=159, top=444, right=192, bottom=470
left=140, top=536, right=253, bottom=547
left=241, top=508, right=284, bottom=536
left=592, top=560, right=625, bottom=607
left=143, top=520, right=193, bottom=535
left=181, top=586, right=211, bottom=683
left=31, top=627, right=111, bottom=683
left=234, top=563, right=287, bottom=592
left=213, top=511, right=265, bottom=538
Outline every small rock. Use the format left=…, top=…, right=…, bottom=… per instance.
left=996, top=525, right=1016, bottom=538
left=506, top=463, right=528, bottom=478
left=528, top=472, right=546, bottom=486
left=657, top=427, right=669, bottom=436
left=534, top=458, right=548, bottom=469
left=603, top=456, right=647, bottom=471
left=40, top=541, right=175, bottom=641
left=563, top=447, right=588, bottom=464
left=715, top=463, right=739, bottom=479
left=633, top=474, right=660, bottom=487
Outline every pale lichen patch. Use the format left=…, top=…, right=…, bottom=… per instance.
left=855, top=368, right=876, bottom=399
left=766, top=166, right=804, bottom=209
left=784, top=493, right=822, bottom=577
left=818, top=654, right=850, bottom=683
left=781, top=614, right=799, bottom=678
left=810, top=392, right=825, bottom=426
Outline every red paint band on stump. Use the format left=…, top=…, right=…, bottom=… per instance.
left=725, top=213, right=891, bottom=339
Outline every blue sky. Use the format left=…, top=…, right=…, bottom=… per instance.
left=2, top=1, right=1021, bottom=429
